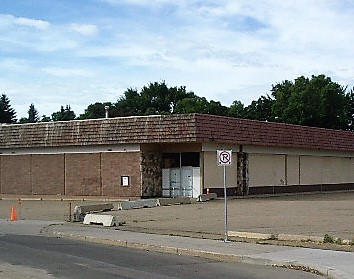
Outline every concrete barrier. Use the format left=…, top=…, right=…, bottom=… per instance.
left=157, top=197, right=192, bottom=206
left=197, top=193, right=217, bottom=202
left=83, top=214, right=118, bottom=227
left=73, top=203, right=114, bottom=222
left=117, top=199, right=159, bottom=210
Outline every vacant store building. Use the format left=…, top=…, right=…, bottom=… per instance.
left=0, top=114, right=353, bottom=199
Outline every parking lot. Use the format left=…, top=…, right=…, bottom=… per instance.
left=1, top=191, right=353, bottom=242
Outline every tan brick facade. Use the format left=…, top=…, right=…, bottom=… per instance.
left=101, top=152, right=141, bottom=197
left=32, top=154, right=64, bottom=195
left=0, top=151, right=142, bottom=198
left=65, top=153, right=102, bottom=196
left=1, top=155, right=31, bottom=194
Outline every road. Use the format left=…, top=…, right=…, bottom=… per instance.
left=0, top=223, right=324, bottom=279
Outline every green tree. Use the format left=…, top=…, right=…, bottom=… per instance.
left=28, top=103, right=39, bottom=123
left=174, top=96, right=209, bottom=114
left=41, top=115, right=51, bottom=122
left=228, top=100, right=245, bottom=118
left=0, top=94, right=17, bottom=123
left=79, top=102, right=112, bottom=120
left=206, top=100, right=228, bottom=116
left=18, top=117, right=27, bottom=124
left=244, top=95, right=274, bottom=121
left=174, top=96, right=228, bottom=116
left=346, top=87, right=354, bottom=131
left=169, top=86, right=195, bottom=113
left=19, top=103, right=39, bottom=123
left=272, top=75, right=349, bottom=129
left=111, top=88, right=143, bottom=117
left=140, top=81, right=171, bottom=114
left=111, top=81, right=195, bottom=117
left=51, top=105, right=76, bottom=121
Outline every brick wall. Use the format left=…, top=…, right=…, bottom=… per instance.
left=31, top=154, right=64, bottom=195
left=0, top=152, right=143, bottom=198
left=101, top=152, right=141, bottom=197
left=0, top=155, right=31, bottom=194
left=65, top=153, right=102, bottom=196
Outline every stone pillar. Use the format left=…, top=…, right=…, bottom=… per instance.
left=237, top=152, right=249, bottom=196
left=141, top=152, right=163, bottom=197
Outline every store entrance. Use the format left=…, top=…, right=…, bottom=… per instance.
left=162, top=152, right=201, bottom=198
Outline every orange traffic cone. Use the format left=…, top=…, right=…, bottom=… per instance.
left=10, top=206, right=17, bottom=221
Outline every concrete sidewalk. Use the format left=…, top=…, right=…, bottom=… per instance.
left=47, top=223, right=354, bottom=279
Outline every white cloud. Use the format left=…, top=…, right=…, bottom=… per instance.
left=101, top=0, right=174, bottom=6
left=15, top=17, right=50, bottom=30
left=0, top=14, right=50, bottom=30
left=0, top=14, right=80, bottom=52
left=42, top=67, right=94, bottom=78
left=0, top=58, right=31, bottom=73
left=2, top=0, right=354, bottom=118
left=69, top=23, right=99, bottom=36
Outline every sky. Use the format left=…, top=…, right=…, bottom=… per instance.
left=1, top=0, right=354, bottom=119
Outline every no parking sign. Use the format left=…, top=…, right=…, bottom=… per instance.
left=217, top=150, right=232, bottom=166
left=217, top=149, right=232, bottom=242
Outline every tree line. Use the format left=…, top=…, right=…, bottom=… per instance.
left=1, top=74, right=353, bottom=131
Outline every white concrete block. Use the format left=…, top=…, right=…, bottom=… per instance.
left=83, top=214, right=117, bottom=227
left=157, top=197, right=192, bottom=206
left=117, top=199, right=159, bottom=210
left=73, top=203, right=114, bottom=222
left=197, top=193, right=217, bottom=202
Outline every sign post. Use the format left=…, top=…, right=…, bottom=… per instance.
left=217, top=150, right=232, bottom=242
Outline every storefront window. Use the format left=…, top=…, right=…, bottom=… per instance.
left=163, top=152, right=200, bottom=168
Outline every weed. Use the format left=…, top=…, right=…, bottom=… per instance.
left=335, top=238, right=342, bottom=245
left=324, top=234, right=334, bottom=243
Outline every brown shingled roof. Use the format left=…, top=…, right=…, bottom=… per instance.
left=0, top=113, right=353, bottom=152
left=0, top=114, right=196, bottom=148
left=194, top=114, right=354, bottom=152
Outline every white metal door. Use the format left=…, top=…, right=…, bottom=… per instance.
left=162, top=167, right=201, bottom=198
left=192, top=167, right=201, bottom=198
left=170, top=168, right=181, bottom=197
left=181, top=167, right=193, bottom=197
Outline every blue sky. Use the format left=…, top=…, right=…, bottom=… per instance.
left=1, top=0, right=354, bottom=118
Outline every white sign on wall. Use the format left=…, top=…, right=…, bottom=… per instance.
left=121, top=176, right=130, bottom=186
left=217, top=150, right=232, bottom=166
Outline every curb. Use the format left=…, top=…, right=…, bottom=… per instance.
left=228, top=231, right=276, bottom=240
left=230, top=231, right=353, bottom=246
left=48, top=228, right=344, bottom=279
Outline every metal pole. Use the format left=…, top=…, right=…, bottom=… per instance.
left=223, top=165, right=228, bottom=242
left=68, top=202, right=72, bottom=222
left=104, top=106, right=109, bottom=118
left=179, top=152, right=182, bottom=197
